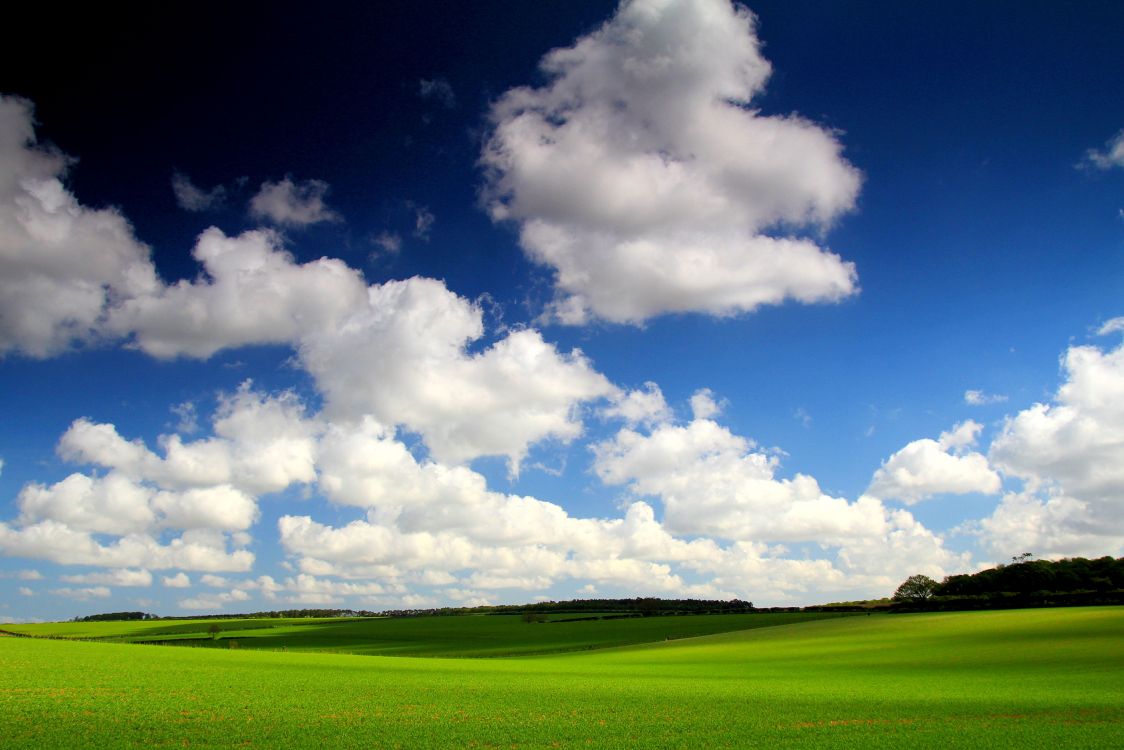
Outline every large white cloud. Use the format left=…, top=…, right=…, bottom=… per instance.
left=58, top=385, right=319, bottom=495
left=481, top=0, right=861, bottom=324
left=0, top=521, right=253, bottom=571
left=983, top=326, right=1124, bottom=557
left=593, top=417, right=887, bottom=541
left=865, top=420, right=1002, bottom=504
left=0, top=95, right=160, bottom=357
left=109, top=228, right=369, bottom=359
left=108, top=225, right=612, bottom=469
left=296, top=277, right=614, bottom=469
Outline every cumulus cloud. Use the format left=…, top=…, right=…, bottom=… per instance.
left=0, top=95, right=160, bottom=357
left=171, top=172, right=226, bottom=212
left=163, top=572, right=191, bottom=588
left=1081, top=129, right=1124, bottom=170
left=109, top=227, right=369, bottom=358
left=58, top=387, right=318, bottom=496
left=481, top=0, right=861, bottom=324
left=984, top=329, right=1124, bottom=557
left=0, top=384, right=322, bottom=572
left=866, top=421, right=1002, bottom=504
left=0, top=521, right=254, bottom=571
left=602, top=382, right=672, bottom=427
left=249, top=177, right=340, bottom=227
left=689, top=389, right=723, bottom=420
left=591, top=407, right=967, bottom=598
left=106, top=226, right=611, bottom=470
left=594, top=417, right=886, bottom=541
left=297, top=277, right=614, bottom=470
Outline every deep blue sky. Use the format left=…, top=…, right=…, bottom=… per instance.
left=1, top=1, right=1122, bottom=621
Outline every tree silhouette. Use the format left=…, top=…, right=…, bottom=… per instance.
left=893, top=574, right=939, bottom=602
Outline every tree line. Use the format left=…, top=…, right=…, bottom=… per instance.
left=893, top=555, right=1124, bottom=611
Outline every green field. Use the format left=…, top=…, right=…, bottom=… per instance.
left=2, top=607, right=1121, bottom=748
left=2, top=611, right=850, bottom=656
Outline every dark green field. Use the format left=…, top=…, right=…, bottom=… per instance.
left=2, top=607, right=1121, bottom=748
left=3, top=610, right=850, bottom=656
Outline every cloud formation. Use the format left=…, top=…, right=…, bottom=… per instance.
left=0, top=95, right=160, bottom=357
left=1081, top=129, right=1124, bottom=170
left=482, top=0, right=861, bottom=324
left=171, top=172, right=226, bottom=212
left=865, top=421, right=1002, bottom=504
left=249, top=177, right=341, bottom=227
left=984, top=327, right=1124, bottom=557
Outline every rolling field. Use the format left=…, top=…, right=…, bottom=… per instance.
left=1, top=607, right=1121, bottom=748
left=2, top=611, right=850, bottom=657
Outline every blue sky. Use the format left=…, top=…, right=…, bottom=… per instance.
left=1, top=0, right=1122, bottom=621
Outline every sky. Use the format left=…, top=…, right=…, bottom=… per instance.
left=1, top=0, right=1122, bottom=621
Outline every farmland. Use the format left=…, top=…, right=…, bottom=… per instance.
left=2, top=610, right=851, bottom=657
left=1, top=607, right=1121, bottom=748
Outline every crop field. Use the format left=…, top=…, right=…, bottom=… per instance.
left=1, top=607, right=1122, bottom=748
left=2, top=611, right=850, bottom=657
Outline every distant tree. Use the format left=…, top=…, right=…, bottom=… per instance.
left=893, top=574, right=940, bottom=602
left=208, top=624, right=221, bottom=640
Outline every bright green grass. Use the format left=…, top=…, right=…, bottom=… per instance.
left=4, top=612, right=852, bottom=657
left=1, top=607, right=1121, bottom=748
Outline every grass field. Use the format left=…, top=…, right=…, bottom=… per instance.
left=2, top=611, right=851, bottom=657
left=1, top=607, right=1121, bottom=748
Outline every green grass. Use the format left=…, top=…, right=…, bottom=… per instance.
left=3, top=611, right=851, bottom=657
left=1, top=607, right=1121, bottom=748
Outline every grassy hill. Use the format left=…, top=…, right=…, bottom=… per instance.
left=1, top=607, right=1121, bottom=747
left=2, top=611, right=851, bottom=657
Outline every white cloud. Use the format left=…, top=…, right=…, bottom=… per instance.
left=171, top=401, right=199, bottom=434
left=18, top=586, right=34, bottom=596
left=593, top=417, right=886, bottom=541
left=298, top=277, right=613, bottom=470
left=372, top=231, right=402, bottom=255
left=689, top=388, right=723, bottom=420
left=249, top=177, right=340, bottom=227
left=60, top=568, right=153, bottom=587
left=171, top=172, right=226, bottom=212
left=178, top=587, right=251, bottom=611
left=110, top=228, right=368, bottom=359
left=482, top=0, right=860, bottom=324
left=49, top=585, right=111, bottom=600
left=867, top=422, right=1002, bottom=503
left=162, top=572, right=191, bottom=588
left=1098, top=317, right=1124, bottom=336
left=964, top=389, right=1008, bottom=406
left=106, top=225, right=611, bottom=470
left=1081, top=129, right=1124, bottom=170
left=0, top=95, right=160, bottom=357
left=602, top=382, right=672, bottom=426
left=984, top=333, right=1124, bottom=557
left=865, top=421, right=1001, bottom=504
left=0, top=518, right=253, bottom=572
left=17, top=472, right=156, bottom=535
